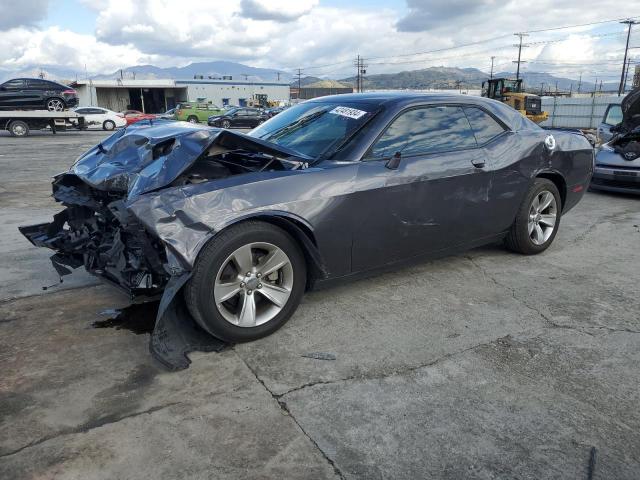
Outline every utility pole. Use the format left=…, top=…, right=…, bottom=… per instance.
left=276, top=72, right=281, bottom=81
left=623, top=57, right=632, bottom=94
left=619, top=20, right=638, bottom=95
left=354, top=55, right=367, bottom=93
left=540, top=82, right=545, bottom=95
left=296, top=68, right=302, bottom=101
left=513, top=33, right=529, bottom=80
left=490, top=56, right=495, bottom=79
left=577, top=72, right=582, bottom=93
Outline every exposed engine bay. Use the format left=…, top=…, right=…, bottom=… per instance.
left=22, top=145, right=296, bottom=297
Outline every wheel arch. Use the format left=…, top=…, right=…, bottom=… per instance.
left=203, top=211, right=328, bottom=290
left=535, top=170, right=567, bottom=210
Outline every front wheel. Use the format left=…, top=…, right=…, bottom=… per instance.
left=184, top=221, right=307, bottom=342
left=9, top=120, right=29, bottom=137
left=505, top=178, right=562, bottom=255
left=187, top=115, right=199, bottom=123
left=222, top=119, right=231, bottom=129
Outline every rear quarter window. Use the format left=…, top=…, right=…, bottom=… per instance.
left=463, top=107, right=507, bottom=144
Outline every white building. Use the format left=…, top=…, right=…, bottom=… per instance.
left=71, top=78, right=290, bottom=113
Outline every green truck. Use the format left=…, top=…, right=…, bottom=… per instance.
left=175, top=102, right=224, bottom=123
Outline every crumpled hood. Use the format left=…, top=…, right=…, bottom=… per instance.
left=69, top=120, right=310, bottom=201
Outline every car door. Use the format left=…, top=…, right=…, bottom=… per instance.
left=598, top=104, right=622, bottom=143
left=232, top=109, right=248, bottom=127
left=0, top=79, right=26, bottom=109
left=351, top=105, right=494, bottom=271
left=24, top=79, right=50, bottom=107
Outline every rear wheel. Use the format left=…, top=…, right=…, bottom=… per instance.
left=103, top=120, right=116, bottom=131
left=46, top=98, right=65, bottom=111
left=505, top=178, right=562, bottom=254
left=9, top=120, right=29, bottom=137
left=187, top=115, right=199, bottom=123
left=184, top=221, right=306, bottom=342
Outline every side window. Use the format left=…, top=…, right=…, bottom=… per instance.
left=370, top=106, right=477, bottom=158
left=75, top=108, right=89, bottom=114
left=604, top=105, right=622, bottom=126
left=463, top=107, right=507, bottom=145
left=3, top=79, right=24, bottom=89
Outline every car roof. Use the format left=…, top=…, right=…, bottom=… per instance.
left=305, top=92, right=539, bottom=131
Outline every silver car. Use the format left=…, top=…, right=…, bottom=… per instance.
left=592, top=89, right=640, bottom=194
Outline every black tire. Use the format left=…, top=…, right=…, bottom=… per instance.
left=45, top=98, right=66, bottom=111
left=222, top=119, right=231, bottom=129
left=9, top=120, right=29, bottom=137
left=103, top=120, right=116, bottom=131
left=505, top=178, right=562, bottom=255
left=187, top=115, right=199, bottom=123
left=184, top=221, right=307, bottom=342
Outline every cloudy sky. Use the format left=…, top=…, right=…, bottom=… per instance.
left=0, top=0, right=638, bottom=82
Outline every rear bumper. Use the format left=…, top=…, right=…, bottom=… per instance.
left=64, top=96, right=79, bottom=108
left=591, top=166, right=640, bottom=194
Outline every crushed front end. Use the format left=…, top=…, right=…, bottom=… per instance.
left=20, top=173, right=169, bottom=298
left=19, top=121, right=311, bottom=369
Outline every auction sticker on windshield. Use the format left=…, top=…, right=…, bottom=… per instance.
left=328, top=106, right=367, bottom=120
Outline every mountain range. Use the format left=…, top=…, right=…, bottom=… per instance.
left=1, top=60, right=620, bottom=93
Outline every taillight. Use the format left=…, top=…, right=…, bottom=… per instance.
left=177, top=109, right=182, bottom=115
left=62, top=89, right=77, bottom=95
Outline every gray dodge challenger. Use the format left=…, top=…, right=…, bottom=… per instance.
left=20, top=93, right=594, bottom=368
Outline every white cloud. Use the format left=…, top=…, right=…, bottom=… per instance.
left=0, top=26, right=154, bottom=74
left=0, top=0, right=637, bottom=82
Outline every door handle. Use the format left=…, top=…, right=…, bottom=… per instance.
left=471, top=158, right=486, bottom=168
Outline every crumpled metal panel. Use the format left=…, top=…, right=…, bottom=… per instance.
left=69, top=120, right=310, bottom=201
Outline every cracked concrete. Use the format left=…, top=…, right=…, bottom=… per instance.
left=1, top=132, right=639, bottom=478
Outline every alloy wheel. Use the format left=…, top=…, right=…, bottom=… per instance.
left=47, top=99, right=64, bottom=111
left=222, top=120, right=231, bottom=129
left=214, top=242, right=293, bottom=327
left=528, top=190, right=557, bottom=245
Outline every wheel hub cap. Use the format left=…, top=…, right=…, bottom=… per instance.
left=214, top=242, right=293, bottom=327
left=528, top=190, right=558, bottom=246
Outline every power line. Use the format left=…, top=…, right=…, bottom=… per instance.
left=522, top=15, right=640, bottom=33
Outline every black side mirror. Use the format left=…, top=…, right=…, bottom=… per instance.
left=385, top=151, right=402, bottom=170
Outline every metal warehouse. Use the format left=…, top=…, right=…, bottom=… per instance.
left=71, top=78, right=291, bottom=113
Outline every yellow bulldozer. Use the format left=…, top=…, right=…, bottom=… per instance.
left=482, top=78, right=548, bottom=123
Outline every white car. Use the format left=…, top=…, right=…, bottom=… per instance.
left=73, top=107, right=127, bottom=131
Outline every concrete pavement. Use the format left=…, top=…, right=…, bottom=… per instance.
left=1, top=129, right=639, bottom=479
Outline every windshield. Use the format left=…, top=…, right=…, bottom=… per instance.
left=248, top=101, right=378, bottom=158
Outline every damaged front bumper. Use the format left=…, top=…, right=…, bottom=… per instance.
left=20, top=174, right=170, bottom=298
